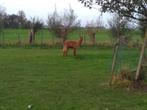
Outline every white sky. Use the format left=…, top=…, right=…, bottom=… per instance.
left=0, top=0, right=111, bottom=26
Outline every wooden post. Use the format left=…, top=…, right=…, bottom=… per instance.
left=135, top=28, right=147, bottom=80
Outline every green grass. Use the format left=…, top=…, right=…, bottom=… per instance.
left=0, top=47, right=147, bottom=110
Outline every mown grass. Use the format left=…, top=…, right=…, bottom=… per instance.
left=0, top=47, right=147, bottom=110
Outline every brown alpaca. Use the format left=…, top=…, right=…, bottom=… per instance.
left=63, top=37, right=83, bottom=56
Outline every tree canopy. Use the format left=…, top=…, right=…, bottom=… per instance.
left=79, top=0, right=147, bottom=22
left=79, top=0, right=147, bottom=81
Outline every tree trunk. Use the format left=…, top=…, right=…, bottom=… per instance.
left=110, top=39, right=119, bottom=85
left=32, top=31, right=35, bottom=44
left=29, top=30, right=33, bottom=44
left=92, top=35, right=96, bottom=45
left=135, top=28, right=147, bottom=80
left=29, top=29, right=36, bottom=45
left=61, top=37, right=66, bottom=44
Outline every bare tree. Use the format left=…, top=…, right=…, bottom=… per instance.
left=28, top=17, right=44, bottom=44
left=85, top=20, right=97, bottom=45
left=17, top=10, right=26, bottom=28
left=108, top=14, right=130, bottom=39
left=95, top=16, right=104, bottom=29
left=0, top=5, right=6, bottom=31
left=47, top=6, right=80, bottom=43
left=85, top=16, right=104, bottom=45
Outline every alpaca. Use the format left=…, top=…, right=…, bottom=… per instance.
left=63, top=37, right=83, bottom=56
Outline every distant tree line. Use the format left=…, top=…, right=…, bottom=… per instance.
left=0, top=4, right=107, bottom=46
left=0, top=9, right=33, bottom=28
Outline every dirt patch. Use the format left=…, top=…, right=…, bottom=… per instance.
left=131, top=81, right=147, bottom=92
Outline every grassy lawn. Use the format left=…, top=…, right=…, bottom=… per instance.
left=0, top=47, right=147, bottom=110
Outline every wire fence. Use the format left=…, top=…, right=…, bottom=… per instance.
left=0, top=29, right=141, bottom=48
left=0, top=29, right=115, bottom=48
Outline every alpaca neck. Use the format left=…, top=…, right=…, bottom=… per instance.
left=78, top=38, right=83, bottom=46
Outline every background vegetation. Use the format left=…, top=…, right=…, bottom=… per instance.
left=0, top=1, right=147, bottom=109
left=0, top=28, right=142, bottom=46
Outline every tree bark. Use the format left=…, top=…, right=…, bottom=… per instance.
left=110, top=39, right=119, bottom=85
left=92, top=33, right=96, bottom=45
left=29, top=29, right=35, bottom=45
left=29, top=30, right=33, bottom=44
left=135, top=28, right=147, bottom=80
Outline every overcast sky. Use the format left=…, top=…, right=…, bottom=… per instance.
left=0, top=0, right=111, bottom=26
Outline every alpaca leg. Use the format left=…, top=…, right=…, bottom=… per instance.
left=63, top=51, right=66, bottom=56
left=65, top=48, right=68, bottom=56
left=63, top=46, right=68, bottom=56
left=73, top=48, right=76, bottom=56
left=63, top=47, right=66, bottom=56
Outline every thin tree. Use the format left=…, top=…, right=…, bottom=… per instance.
left=108, top=14, right=130, bottom=39
left=85, top=20, right=97, bottom=45
left=29, top=17, right=44, bottom=44
left=85, top=16, right=104, bottom=45
left=17, top=10, right=27, bottom=28
left=79, top=0, right=147, bottom=81
left=0, top=5, right=6, bottom=32
left=108, top=14, right=130, bottom=84
left=0, top=5, right=6, bottom=46
left=47, top=6, right=80, bottom=44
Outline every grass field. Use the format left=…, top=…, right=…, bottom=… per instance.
left=0, top=47, right=147, bottom=110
